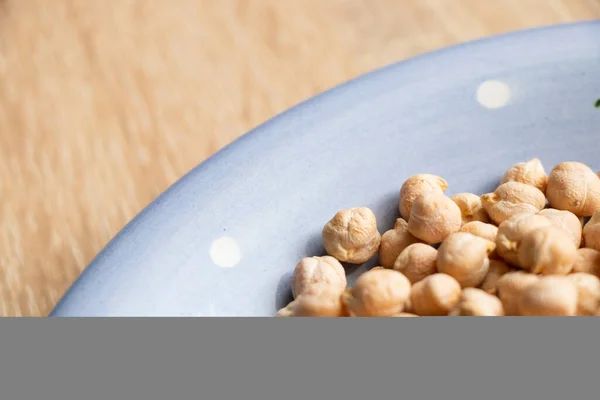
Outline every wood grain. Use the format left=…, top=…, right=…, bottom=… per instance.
left=0, top=0, right=598, bottom=316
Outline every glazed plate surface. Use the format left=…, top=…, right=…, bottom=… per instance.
left=52, top=22, right=600, bottom=316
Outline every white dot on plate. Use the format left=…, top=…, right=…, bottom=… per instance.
left=209, top=236, right=241, bottom=268
left=476, top=80, right=511, bottom=109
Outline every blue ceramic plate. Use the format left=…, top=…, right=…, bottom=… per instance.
left=52, top=22, right=600, bottom=316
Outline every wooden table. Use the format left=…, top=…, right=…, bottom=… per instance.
left=0, top=0, right=597, bottom=316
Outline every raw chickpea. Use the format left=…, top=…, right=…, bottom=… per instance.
left=459, top=221, right=498, bottom=243
left=481, top=182, right=546, bottom=225
left=276, top=286, right=346, bottom=317
left=538, top=208, right=582, bottom=248
left=322, top=207, right=381, bottom=263
left=495, top=213, right=553, bottom=266
left=379, top=219, right=421, bottom=269
left=566, top=273, right=600, bottom=316
left=410, top=273, right=461, bottom=316
left=343, top=269, right=411, bottom=316
left=448, top=288, right=504, bottom=316
left=392, top=312, right=419, bottom=317
left=393, top=243, right=437, bottom=284
left=437, top=232, right=496, bottom=288
left=479, top=260, right=515, bottom=295
left=407, top=191, right=462, bottom=244
left=451, top=193, right=490, bottom=224
left=496, top=271, right=539, bottom=316
left=518, top=225, right=577, bottom=275
left=399, top=174, right=448, bottom=220
left=583, top=210, right=600, bottom=251
left=501, top=158, right=548, bottom=193
left=291, top=256, right=347, bottom=299
left=573, top=248, right=600, bottom=277
left=546, top=162, right=600, bottom=217
left=518, top=276, right=578, bottom=316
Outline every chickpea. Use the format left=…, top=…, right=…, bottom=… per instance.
left=538, top=208, right=582, bottom=248
left=291, top=256, right=347, bottom=299
left=518, top=276, right=578, bottom=316
left=399, top=174, right=448, bottom=220
left=343, top=269, right=411, bottom=316
left=407, top=191, right=462, bottom=244
left=448, top=288, right=504, bottom=316
left=276, top=286, right=346, bottom=317
left=392, top=312, right=419, bottom=317
left=322, top=207, right=381, bottom=263
left=459, top=221, right=498, bottom=243
left=518, top=225, right=577, bottom=275
left=379, top=218, right=421, bottom=269
left=573, top=248, right=600, bottom=277
left=410, top=273, right=461, bottom=316
left=437, top=232, right=496, bottom=288
left=501, top=158, right=548, bottom=193
left=479, top=260, right=515, bottom=295
left=546, top=162, right=600, bottom=217
left=566, top=273, right=600, bottom=316
left=451, top=193, right=490, bottom=224
left=392, top=243, right=437, bottom=284
left=496, top=271, right=539, bottom=316
left=481, top=182, right=546, bottom=225
left=583, top=210, right=600, bottom=252
left=495, top=213, right=553, bottom=266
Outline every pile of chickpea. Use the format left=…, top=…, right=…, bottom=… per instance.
left=277, top=160, right=600, bottom=317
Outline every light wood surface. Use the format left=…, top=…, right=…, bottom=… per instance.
left=0, top=0, right=598, bottom=316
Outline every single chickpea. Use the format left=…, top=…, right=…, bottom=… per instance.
left=410, top=273, right=461, bottom=316
left=407, top=191, right=462, bottom=244
left=496, top=271, right=539, bottom=316
left=451, top=193, right=490, bottom=225
left=448, top=288, right=505, bottom=316
left=538, top=208, right=582, bottom=248
left=459, top=221, right=498, bottom=243
left=573, top=248, right=600, bottom=277
left=495, top=213, right=553, bottom=266
left=583, top=210, right=600, bottom=252
left=392, top=312, right=419, bottom=317
left=399, top=174, right=448, bottom=220
left=379, top=218, right=421, bottom=269
left=342, top=269, right=411, bottom=316
left=276, top=286, right=346, bottom=317
left=436, top=232, right=496, bottom=288
left=322, top=207, right=381, bottom=264
left=479, top=260, right=515, bottom=295
left=546, top=162, right=600, bottom=217
left=518, top=276, right=578, bottom=316
left=501, top=158, right=548, bottom=193
left=566, top=273, right=600, bottom=316
left=518, top=225, right=577, bottom=275
left=393, top=243, right=438, bottom=284
left=291, top=256, right=347, bottom=299
left=481, top=182, right=546, bottom=225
